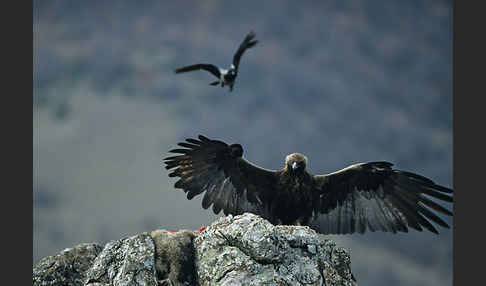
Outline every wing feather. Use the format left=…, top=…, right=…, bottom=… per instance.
left=164, top=135, right=278, bottom=219
left=310, top=162, right=453, bottom=234
left=232, top=31, right=258, bottom=71
left=174, top=64, right=221, bottom=78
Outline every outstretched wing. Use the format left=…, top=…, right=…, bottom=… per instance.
left=163, top=135, right=279, bottom=218
left=174, top=64, right=221, bottom=79
left=232, top=31, right=258, bottom=71
left=310, top=162, right=453, bottom=235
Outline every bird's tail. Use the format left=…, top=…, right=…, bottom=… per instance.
left=209, top=81, right=219, bottom=86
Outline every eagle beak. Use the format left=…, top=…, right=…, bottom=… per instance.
left=292, top=162, right=298, bottom=170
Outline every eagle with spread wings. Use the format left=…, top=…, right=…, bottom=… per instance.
left=163, top=135, right=453, bottom=235
left=174, top=31, right=258, bottom=92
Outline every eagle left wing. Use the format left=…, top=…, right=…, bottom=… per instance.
left=163, top=135, right=278, bottom=219
left=309, top=162, right=453, bottom=235
left=232, top=31, right=258, bottom=71
left=174, top=64, right=221, bottom=79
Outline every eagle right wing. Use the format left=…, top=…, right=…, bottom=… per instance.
left=232, top=31, right=258, bottom=71
left=174, top=64, right=221, bottom=79
left=163, top=135, right=279, bottom=219
left=309, top=162, right=453, bottom=234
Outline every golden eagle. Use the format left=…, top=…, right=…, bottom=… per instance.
left=163, top=135, right=453, bottom=235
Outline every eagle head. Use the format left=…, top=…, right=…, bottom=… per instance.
left=285, top=153, right=308, bottom=173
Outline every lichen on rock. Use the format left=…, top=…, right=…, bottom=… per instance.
left=194, top=213, right=356, bottom=286
left=84, top=232, right=158, bottom=286
left=33, top=213, right=356, bottom=286
left=33, top=243, right=103, bottom=286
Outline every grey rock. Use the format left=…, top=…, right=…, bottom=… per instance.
left=33, top=213, right=356, bottom=286
left=194, top=213, right=356, bottom=286
left=33, top=242, right=103, bottom=286
left=84, top=232, right=158, bottom=286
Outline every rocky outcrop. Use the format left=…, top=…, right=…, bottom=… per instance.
left=33, top=213, right=356, bottom=286
left=84, top=232, right=158, bottom=286
left=33, top=243, right=104, bottom=286
left=195, top=213, right=355, bottom=286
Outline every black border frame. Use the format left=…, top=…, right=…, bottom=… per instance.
left=453, top=1, right=484, bottom=285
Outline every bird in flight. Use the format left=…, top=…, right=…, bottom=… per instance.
left=174, top=31, right=258, bottom=92
left=163, top=135, right=453, bottom=235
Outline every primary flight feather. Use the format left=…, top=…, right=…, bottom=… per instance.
left=163, top=135, right=453, bottom=235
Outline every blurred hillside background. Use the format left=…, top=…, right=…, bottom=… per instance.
left=33, top=1, right=452, bottom=285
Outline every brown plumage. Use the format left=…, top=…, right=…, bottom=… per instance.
left=163, top=135, right=453, bottom=235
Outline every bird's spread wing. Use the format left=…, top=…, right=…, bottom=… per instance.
left=232, top=31, right=258, bottom=71
left=174, top=64, right=221, bottom=78
left=164, top=135, right=278, bottom=218
left=310, top=162, right=453, bottom=235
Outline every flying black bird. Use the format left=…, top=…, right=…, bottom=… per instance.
left=163, top=135, right=453, bottom=235
left=174, top=31, right=258, bottom=92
